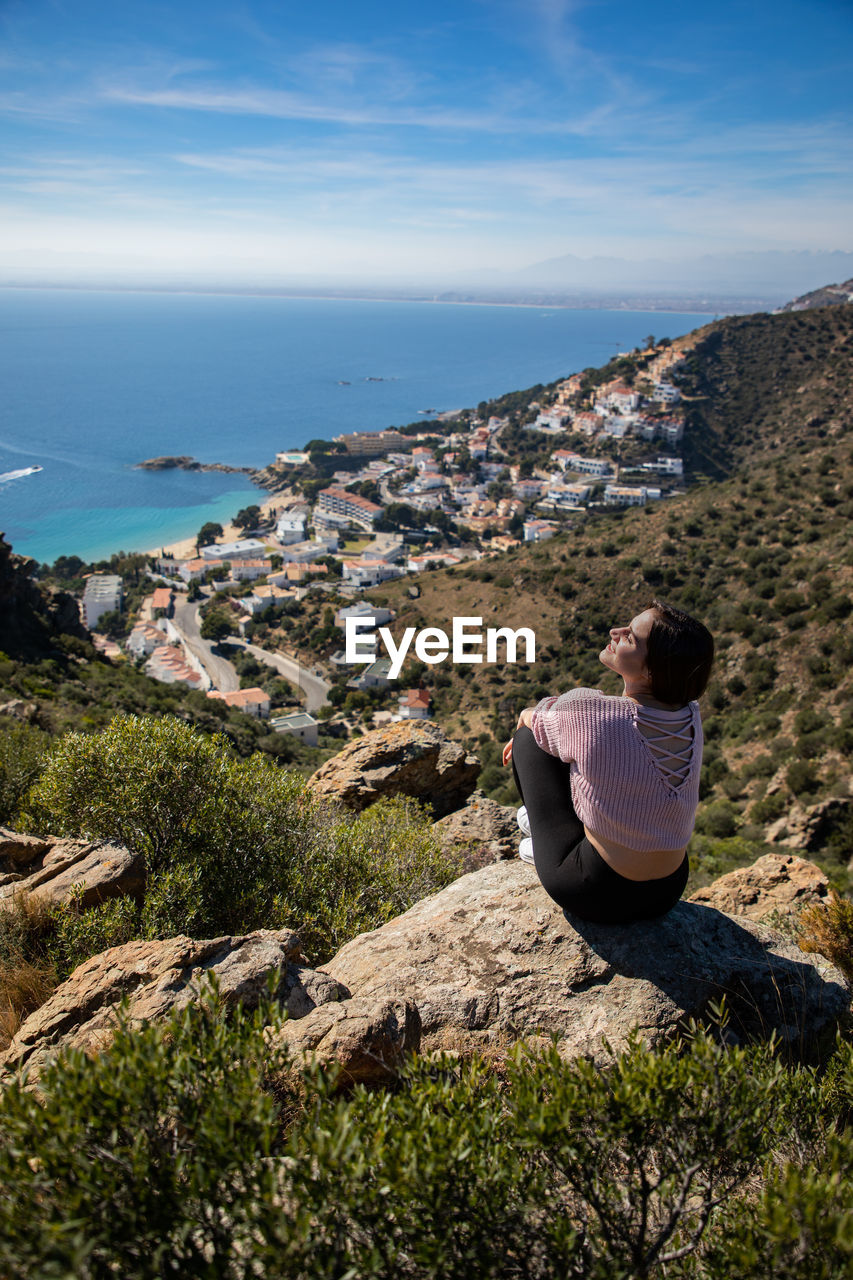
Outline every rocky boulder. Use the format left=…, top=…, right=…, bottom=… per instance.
left=310, top=720, right=480, bottom=817
left=688, top=852, right=830, bottom=923
left=765, top=798, right=852, bottom=853
left=1, top=930, right=346, bottom=1081
left=433, top=790, right=520, bottom=869
left=270, top=996, right=421, bottom=1085
left=0, top=831, right=145, bottom=910
left=324, top=861, right=849, bottom=1062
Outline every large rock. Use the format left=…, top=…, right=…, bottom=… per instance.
left=324, top=861, right=849, bottom=1062
left=433, top=790, right=520, bottom=869
left=310, top=721, right=480, bottom=817
left=271, top=995, right=421, bottom=1085
left=765, top=797, right=852, bottom=851
left=1, top=930, right=346, bottom=1081
left=0, top=834, right=145, bottom=909
left=688, top=852, right=830, bottom=923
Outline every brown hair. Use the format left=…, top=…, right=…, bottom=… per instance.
left=645, top=599, right=715, bottom=704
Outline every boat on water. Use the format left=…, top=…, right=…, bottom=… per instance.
left=0, top=464, right=43, bottom=483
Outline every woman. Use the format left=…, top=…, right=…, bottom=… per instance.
left=502, top=599, right=714, bottom=925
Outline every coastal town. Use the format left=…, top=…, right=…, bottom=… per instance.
left=78, top=343, right=689, bottom=738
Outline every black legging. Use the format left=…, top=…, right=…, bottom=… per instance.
left=511, top=726, right=688, bottom=925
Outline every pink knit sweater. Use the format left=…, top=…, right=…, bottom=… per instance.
left=530, top=687, right=703, bottom=852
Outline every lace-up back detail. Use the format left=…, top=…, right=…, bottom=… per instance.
left=530, top=687, right=704, bottom=852
left=634, top=704, right=696, bottom=790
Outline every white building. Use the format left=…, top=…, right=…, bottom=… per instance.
left=145, top=644, right=204, bottom=689
left=660, top=420, right=685, bottom=445
left=523, top=519, right=558, bottom=542
left=534, top=410, right=568, bottom=432
left=207, top=688, right=271, bottom=718
left=280, top=536, right=339, bottom=565
left=229, top=559, right=270, bottom=582
left=602, top=485, right=662, bottom=507
left=545, top=482, right=592, bottom=507
left=82, top=575, right=123, bottom=628
left=316, top=486, right=382, bottom=531
left=335, top=601, right=394, bottom=630
left=270, top=712, right=319, bottom=745
left=653, top=382, right=682, bottom=404
left=275, top=513, right=307, bottom=544
left=398, top=689, right=431, bottom=720
left=200, top=539, right=266, bottom=561
left=126, top=621, right=168, bottom=656
left=341, top=558, right=405, bottom=589
left=561, top=454, right=614, bottom=477
left=643, top=456, right=684, bottom=476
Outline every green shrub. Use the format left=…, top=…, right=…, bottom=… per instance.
left=20, top=715, right=462, bottom=966
left=786, top=760, right=820, bottom=797
left=696, top=800, right=739, bottom=838
left=0, top=998, right=819, bottom=1280
left=0, top=984, right=293, bottom=1279
left=0, top=720, right=50, bottom=826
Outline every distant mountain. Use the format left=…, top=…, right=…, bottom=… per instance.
left=514, top=250, right=853, bottom=303
left=776, top=278, right=853, bottom=312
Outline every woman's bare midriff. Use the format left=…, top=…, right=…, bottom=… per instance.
left=583, top=827, right=687, bottom=882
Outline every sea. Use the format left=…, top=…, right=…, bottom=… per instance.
left=0, top=289, right=713, bottom=565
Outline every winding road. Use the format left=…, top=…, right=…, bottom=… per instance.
left=171, top=595, right=330, bottom=710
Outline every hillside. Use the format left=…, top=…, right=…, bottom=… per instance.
left=777, top=278, right=853, bottom=313
left=677, top=305, right=853, bottom=478
left=371, top=305, right=853, bottom=887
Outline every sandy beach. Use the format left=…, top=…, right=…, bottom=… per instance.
left=147, top=488, right=294, bottom=561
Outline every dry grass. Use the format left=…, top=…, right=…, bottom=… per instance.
left=0, top=891, right=59, bottom=1051
left=797, top=891, right=853, bottom=986
left=0, top=955, right=56, bottom=1050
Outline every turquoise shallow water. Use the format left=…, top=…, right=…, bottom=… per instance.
left=0, top=290, right=711, bottom=564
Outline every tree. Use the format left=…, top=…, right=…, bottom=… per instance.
left=196, top=522, right=223, bottom=550
left=233, top=505, right=261, bottom=531
left=200, top=605, right=233, bottom=645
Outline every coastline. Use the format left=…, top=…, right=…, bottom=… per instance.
left=146, top=487, right=292, bottom=560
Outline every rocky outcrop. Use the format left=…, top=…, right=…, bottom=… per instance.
left=135, top=456, right=253, bottom=475
left=1, top=930, right=346, bottom=1080
left=323, top=861, right=848, bottom=1062
left=0, top=533, right=88, bottom=658
left=765, top=798, right=852, bottom=853
left=5, top=855, right=848, bottom=1086
left=310, top=721, right=480, bottom=818
left=0, top=699, right=39, bottom=722
left=0, top=831, right=145, bottom=910
left=433, top=790, right=520, bottom=869
left=688, top=852, right=830, bottom=923
left=270, top=996, right=420, bottom=1085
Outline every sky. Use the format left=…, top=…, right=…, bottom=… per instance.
left=1, top=0, right=852, bottom=289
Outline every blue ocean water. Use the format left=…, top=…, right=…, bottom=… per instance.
left=0, top=289, right=711, bottom=564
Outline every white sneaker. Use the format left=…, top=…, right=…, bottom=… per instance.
left=518, top=837, right=535, bottom=865
left=517, top=806, right=531, bottom=837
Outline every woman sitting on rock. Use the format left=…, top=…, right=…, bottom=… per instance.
left=502, top=599, right=714, bottom=925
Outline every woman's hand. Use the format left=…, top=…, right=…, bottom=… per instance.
left=502, top=707, right=536, bottom=765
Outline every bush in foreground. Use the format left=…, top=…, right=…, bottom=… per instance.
left=1, top=985, right=852, bottom=1280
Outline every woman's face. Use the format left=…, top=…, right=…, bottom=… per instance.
left=599, top=608, right=657, bottom=686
